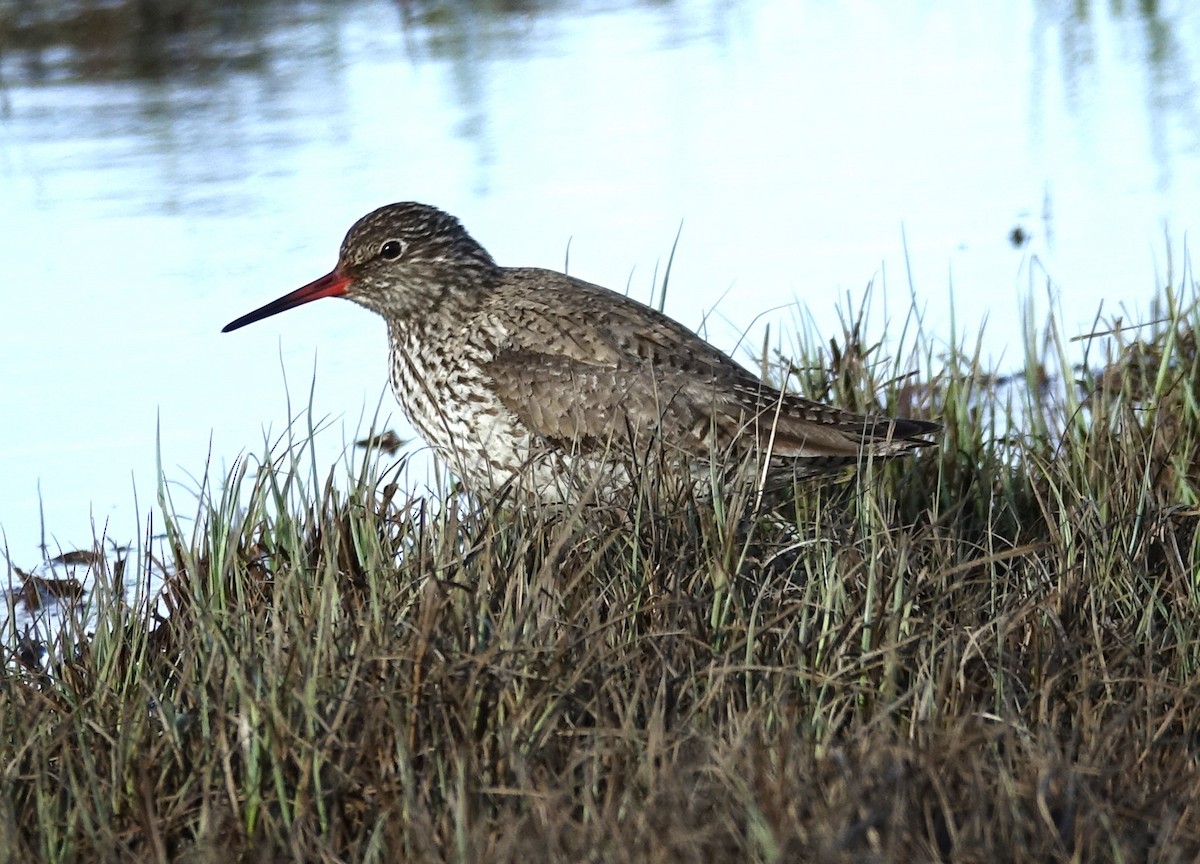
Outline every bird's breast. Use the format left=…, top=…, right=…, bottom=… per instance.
left=385, top=322, right=536, bottom=485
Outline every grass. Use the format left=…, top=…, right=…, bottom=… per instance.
left=3, top=269, right=1200, bottom=862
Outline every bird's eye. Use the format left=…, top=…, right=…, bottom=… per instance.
left=380, top=239, right=404, bottom=261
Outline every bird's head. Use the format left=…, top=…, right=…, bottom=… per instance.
left=222, top=202, right=499, bottom=333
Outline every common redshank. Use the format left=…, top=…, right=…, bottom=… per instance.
left=223, top=203, right=938, bottom=499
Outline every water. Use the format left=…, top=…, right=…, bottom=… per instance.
left=1, top=0, right=1198, bottom=567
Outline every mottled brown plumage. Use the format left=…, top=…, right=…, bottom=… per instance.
left=223, top=203, right=939, bottom=499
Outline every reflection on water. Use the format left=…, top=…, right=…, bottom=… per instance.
left=1032, top=0, right=1200, bottom=194
left=1, top=0, right=1198, bottom=560
left=2, top=0, right=276, bottom=82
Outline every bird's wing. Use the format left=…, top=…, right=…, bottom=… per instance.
left=482, top=270, right=938, bottom=459
left=483, top=341, right=726, bottom=457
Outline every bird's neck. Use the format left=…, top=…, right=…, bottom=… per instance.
left=382, top=272, right=498, bottom=347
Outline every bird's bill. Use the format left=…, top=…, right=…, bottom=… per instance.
left=221, top=270, right=351, bottom=333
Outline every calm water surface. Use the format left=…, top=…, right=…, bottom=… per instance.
left=2, top=0, right=1199, bottom=557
